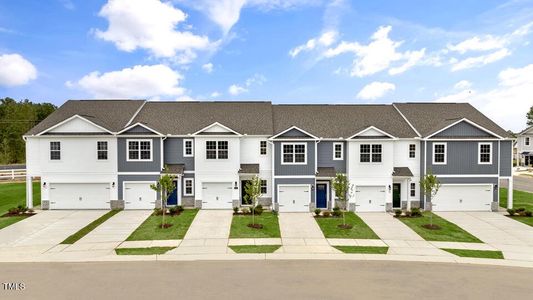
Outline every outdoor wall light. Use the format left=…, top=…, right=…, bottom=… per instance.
left=388, top=185, right=391, bottom=192
left=112, top=182, right=115, bottom=188
left=234, top=182, right=238, bottom=189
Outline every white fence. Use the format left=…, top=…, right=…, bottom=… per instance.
left=0, top=168, right=27, bottom=180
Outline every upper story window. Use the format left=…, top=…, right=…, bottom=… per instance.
left=282, top=143, right=306, bottom=164
left=184, top=178, right=194, bottom=196
left=260, top=141, right=267, bottom=155
left=526, top=137, right=530, bottom=146
left=409, top=144, right=416, bottom=158
left=128, top=140, right=152, bottom=161
left=360, top=144, right=382, bottom=163
left=333, top=143, right=343, bottom=160
left=97, top=141, right=108, bottom=160
left=261, top=180, right=267, bottom=194
left=478, top=143, right=492, bottom=164
left=410, top=182, right=416, bottom=197
left=50, top=141, right=61, bottom=160
left=183, top=139, right=193, bottom=157
left=206, top=141, right=228, bottom=159
left=433, top=143, right=446, bottom=164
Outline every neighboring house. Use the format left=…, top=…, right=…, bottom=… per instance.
left=23, top=100, right=514, bottom=213
left=515, top=126, right=533, bottom=167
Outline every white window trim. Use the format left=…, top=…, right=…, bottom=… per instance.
left=433, top=142, right=447, bottom=165
left=49, top=141, right=61, bottom=161
left=126, top=139, right=153, bottom=162
left=478, top=142, right=492, bottom=165
left=260, top=140, right=267, bottom=156
left=408, top=144, right=416, bottom=159
left=97, top=141, right=108, bottom=161
left=333, top=142, right=344, bottom=160
left=260, top=179, right=267, bottom=194
left=410, top=182, right=416, bottom=197
left=281, top=142, right=307, bottom=165
left=205, top=140, right=229, bottom=160
left=183, top=178, right=194, bottom=196
left=359, top=144, right=383, bottom=164
left=183, top=139, right=194, bottom=157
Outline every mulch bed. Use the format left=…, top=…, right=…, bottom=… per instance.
left=1, top=212, right=36, bottom=218
left=159, top=223, right=173, bottom=229
left=247, top=223, right=264, bottom=229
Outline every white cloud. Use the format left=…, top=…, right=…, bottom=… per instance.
left=95, top=0, right=211, bottom=58
left=228, top=73, right=266, bottom=95
left=451, top=48, right=510, bottom=71
left=454, top=80, right=472, bottom=90
left=228, top=84, right=247, bottom=95
left=447, top=35, right=506, bottom=54
left=210, top=91, right=221, bottom=97
left=356, top=81, right=395, bottom=100
left=289, top=30, right=337, bottom=57
left=435, top=64, right=533, bottom=131
left=324, top=26, right=425, bottom=77
left=59, top=0, right=75, bottom=10
left=0, top=53, right=37, bottom=87
left=202, top=63, right=214, bottom=73
left=71, top=64, right=184, bottom=98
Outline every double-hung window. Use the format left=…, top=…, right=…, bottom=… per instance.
left=410, top=183, right=416, bottom=197
left=206, top=141, right=228, bottom=159
left=128, top=140, right=151, bottom=161
left=360, top=144, right=382, bottom=163
left=260, top=141, right=267, bottom=155
left=97, top=141, right=108, bottom=160
left=478, top=143, right=492, bottom=164
left=526, top=137, right=530, bottom=146
left=260, top=180, right=267, bottom=194
left=433, top=143, right=446, bottom=164
left=50, top=141, right=61, bottom=160
left=184, top=178, right=194, bottom=196
left=409, top=144, right=416, bottom=158
left=183, top=139, right=193, bottom=157
left=333, top=143, right=343, bottom=160
left=282, top=143, right=306, bottom=164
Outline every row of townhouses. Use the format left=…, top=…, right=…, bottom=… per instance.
left=23, top=100, right=514, bottom=212
left=515, top=126, right=533, bottom=167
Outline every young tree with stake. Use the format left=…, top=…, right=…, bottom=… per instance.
left=332, top=173, right=354, bottom=227
left=150, top=172, right=176, bottom=228
left=419, top=172, right=441, bottom=228
left=244, top=175, right=263, bottom=226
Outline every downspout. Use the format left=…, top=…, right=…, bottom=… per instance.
left=268, top=139, right=275, bottom=211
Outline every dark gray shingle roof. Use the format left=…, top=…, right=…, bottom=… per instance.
left=239, top=164, right=260, bottom=174
left=393, top=167, right=414, bottom=177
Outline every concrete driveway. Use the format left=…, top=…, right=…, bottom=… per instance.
left=436, top=212, right=533, bottom=261
left=0, top=210, right=107, bottom=252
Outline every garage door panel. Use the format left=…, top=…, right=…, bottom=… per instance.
left=278, top=185, right=310, bottom=212
left=50, top=183, right=110, bottom=209
left=124, top=182, right=157, bottom=210
left=432, top=185, right=492, bottom=212
left=202, top=182, right=233, bottom=209
left=355, top=186, right=386, bottom=212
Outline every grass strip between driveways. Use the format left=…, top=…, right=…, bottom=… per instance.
left=442, top=248, right=504, bottom=259
left=115, top=247, right=175, bottom=255
left=500, top=188, right=533, bottom=227
left=333, top=246, right=389, bottom=254
left=229, top=245, right=281, bottom=253
left=126, top=209, right=199, bottom=241
left=61, top=210, right=121, bottom=244
left=230, top=213, right=281, bottom=238
left=314, top=212, right=379, bottom=239
left=0, top=181, right=41, bottom=215
left=0, top=215, right=28, bottom=230
left=398, top=212, right=482, bottom=243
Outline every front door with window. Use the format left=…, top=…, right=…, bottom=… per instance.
left=393, top=183, right=401, bottom=208
left=316, top=183, right=327, bottom=208
left=241, top=180, right=251, bottom=205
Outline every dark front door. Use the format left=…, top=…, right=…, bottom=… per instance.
left=241, top=180, right=251, bottom=205
left=393, top=183, right=401, bottom=208
left=316, top=183, right=327, bottom=208
left=167, top=180, right=178, bottom=206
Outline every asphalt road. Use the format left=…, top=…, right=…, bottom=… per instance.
left=1, top=260, right=533, bottom=299
left=501, top=175, right=533, bottom=193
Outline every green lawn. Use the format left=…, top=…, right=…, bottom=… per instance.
left=0, top=181, right=41, bottom=215
left=61, top=210, right=121, bottom=244
left=0, top=215, right=27, bottom=230
left=500, top=188, right=533, bottom=227
left=229, top=245, right=281, bottom=253
left=314, top=212, right=379, bottom=239
left=126, top=209, right=199, bottom=241
left=333, top=246, right=389, bottom=254
left=399, top=212, right=482, bottom=243
left=115, top=247, right=175, bottom=255
left=442, top=248, right=504, bottom=259
left=230, top=213, right=281, bottom=238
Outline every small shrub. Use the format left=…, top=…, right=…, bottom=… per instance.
left=410, top=207, right=422, bottom=217
left=254, top=204, right=263, bottom=215
left=168, top=207, right=177, bottom=216
left=233, top=207, right=239, bottom=214
left=241, top=208, right=250, bottom=215
left=322, top=211, right=331, bottom=218
left=333, top=206, right=340, bottom=212
left=394, top=209, right=402, bottom=218
left=525, top=210, right=532, bottom=217
left=153, top=208, right=163, bottom=216
left=8, top=207, right=19, bottom=215
left=17, top=205, right=28, bottom=213
left=176, top=205, right=184, bottom=213
left=507, top=208, right=516, bottom=216
left=314, top=208, right=322, bottom=216
left=271, top=210, right=278, bottom=216
left=516, top=207, right=526, bottom=213
left=404, top=211, right=412, bottom=218
left=332, top=209, right=342, bottom=217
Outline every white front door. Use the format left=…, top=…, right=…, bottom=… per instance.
left=278, top=185, right=310, bottom=212
left=202, top=182, right=233, bottom=209
left=355, top=186, right=386, bottom=212
left=49, top=183, right=110, bottom=209
left=432, top=184, right=493, bottom=211
left=124, top=182, right=157, bottom=209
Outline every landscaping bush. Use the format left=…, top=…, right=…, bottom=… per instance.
left=153, top=208, right=163, bottom=216
left=176, top=205, right=184, bottom=213
left=516, top=207, right=526, bottom=213
left=314, top=208, right=322, bottom=216
left=241, top=208, right=250, bottom=215
left=525, top=211, right=532, bottom=217
left=410, top=207, right=422, bottom=217
left=332, top=206, right=342, bottom=217
left=17, top=205, right=28, bottom=213
left=8, top=207, right=20, bottom=215
left=394, top=209, right=402, bottom=218
left=233, top=207, right=239, bottom=214
left=322, top=211, right=331, bottom=217
left=271, top=210, right=278, bottom=216
left=254, top=205, right=263, bottom=215
left=404, top=210, right=412, bottom=218
left=507, top=208, right=516, bottom=216
left=168, top=207, right=178, bottom=216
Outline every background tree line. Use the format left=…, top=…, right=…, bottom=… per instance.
left=0, top=98, right=56, bottom=164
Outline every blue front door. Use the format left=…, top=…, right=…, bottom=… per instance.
left=167, top=181, right=178, bottom=206
left=316, top=183, right=327, bottom=208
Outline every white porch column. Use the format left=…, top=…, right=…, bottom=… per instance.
left=406, top=179, right=411, bottom=211
left=26, top=175, right=33, bottom=209
left=507, top=178, right=513, bottom=209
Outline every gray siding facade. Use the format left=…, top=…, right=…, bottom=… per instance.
left=277, top=128, right=312, bottom=138
left=163, top=138, right=195, bottom=170
left=118, top=137, right=162, bottom=172
left=274, top=141, right=316, bottom=176
left=122, top=125, right=157, bottom=134
left=433, top=121, right=494, bottom=138
left=499, top=140, right=512, bottom=176
left=317, top=141, right=346, bottom=173
left=426, top=141, right=499, bottom=175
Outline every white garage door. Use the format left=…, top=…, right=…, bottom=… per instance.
left=355, top=186, right=386, bottom=212
left=432, top=184, right=492, bottom=211
left=202, top=182, right=233, bottom=209
left=50, top=183, right=110, bottom=209
left=124, top=182, right=157, bottom=209
left=278, top=185, right=310, bottom=212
